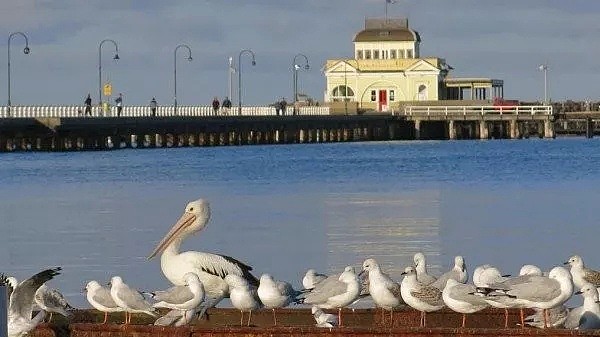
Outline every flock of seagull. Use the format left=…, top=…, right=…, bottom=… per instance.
left=3, top=198, right=600, bottom=337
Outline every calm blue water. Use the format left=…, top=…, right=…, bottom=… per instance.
left=1, top=138, right=600, bottom=308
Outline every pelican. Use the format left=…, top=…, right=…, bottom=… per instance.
left=148, top=199, right=259, bottom=312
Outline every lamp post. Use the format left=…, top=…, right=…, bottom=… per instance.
left=98, top=39, right=119, bottom=110
left=7, top=32, right=30, bottom=115
left=538, top=63, right=548, bottom=104
left=292, top=53, right=310, bottom=115
left=174, top=44, right=193, bottom=116
left=228, top=56, right=234, bottom=100
left=237, top=49, right=256, bottom=115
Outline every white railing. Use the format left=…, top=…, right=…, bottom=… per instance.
left=399, top=105, right=553, bottom=117
left=0, top=105, right=330, bottom=118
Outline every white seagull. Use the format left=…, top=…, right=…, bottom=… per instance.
left=109, top=276, right=157, bottom=324
left=302, top=269, right=328, bottom=290
left=257, top=273, right=302, bottom=325
left=312, top=306, right=339, bottom=328
left=564, top=255, right=600, bottom=290
left=413, top=252, right=437, bottom=285
left=442, top=279, right=488, bottom=328
left=472, top=264, right=511, bottom=327
left=34, top=283, right=74, bottom=322
left=360, top=258, right=404, bottom=325
left=1, top=267, right=61, bottom=337
left=301, top=266, right=360, bottom=326
left=224, top=274, right=262, bottom=326
left=84, top=280, right=122, bottom=324
left=148, top=199, right=259, bottom=315
left=400, top=266, right=445, bottom=327
left=431, top=256, right=467, bottom=290
left=576, top=283, right=600, bottom=330
left=149, top=272, right=205, bottom=315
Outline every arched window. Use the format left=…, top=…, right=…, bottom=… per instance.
left=332, top=85, right=355, bottom=98
left=417, top=84, right=428, bottom=101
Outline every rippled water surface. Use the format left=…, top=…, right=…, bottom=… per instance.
left=2, top=138, right=600, bottom=307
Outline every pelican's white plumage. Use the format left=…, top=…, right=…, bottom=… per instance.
left=85, top=280, right=122, bottom=324
left=1, top=268, right=61, bottom=337
left=150, top=272, right=205, bottom=312
left=109, top=276, right=157, bottom=324
left=148, top=199, right=258, bottom=312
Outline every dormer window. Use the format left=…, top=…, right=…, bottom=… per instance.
left=365, top=50, right=372, bottom=59
left=390, top=50, right=397, bottom=59
left=373, top=50, right=380, bottom=59
left=357, top=50, right=363, bottom=59
left=407, top=49, right=413, bottom=58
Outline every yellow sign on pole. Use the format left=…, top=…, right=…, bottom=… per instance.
left=103, top=83, right=112, bottom=96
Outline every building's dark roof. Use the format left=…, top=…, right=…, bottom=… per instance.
left=353, top=28, right=421, bottom=43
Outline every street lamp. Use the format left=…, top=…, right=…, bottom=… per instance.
left=8, top=32, right=31, bottom=115
left=174, top=44, right=193, bottom=116
left=538, top=63, right=548, bottom=104
left=98, top=39, right=119, bottom=109
left=292, top=53, right=310, bottom=114
left=228, top=56, right=235, bottom=100
left=237, top=49, right=256, bottom=115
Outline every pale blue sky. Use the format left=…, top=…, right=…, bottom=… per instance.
left=0, top=0, right=598, bottom=106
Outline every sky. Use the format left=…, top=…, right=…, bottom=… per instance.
left=0, top=0, right=598, bottom=106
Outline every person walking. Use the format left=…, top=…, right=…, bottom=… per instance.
left=115, top=93, right=123, bottom=117
left=212, top=97, right=220, bottom=116
left=84, top=94, right=92, bottom=116
left=150, top=97, right=157, bottom=117
left=222, top=96, right=232, bottom=116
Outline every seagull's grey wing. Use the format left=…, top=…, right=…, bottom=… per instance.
left=493, top=274, right=536, bottom=289
left=508, top=277, right=560, bottom=302
left=410, top=284, right=443, bottom=306
left=93, top=287, right=118, bottom=308
left=277, top=281, right=297, bottom=297
left=303, top=280, right=346, bottom=305
left=565, top=306, right=584, bottom=329
left=153, top=285, right=194, bottom=304
left=117, top=286, right=153, bottom=311
left=40, top=288, right=73, bottom=315
left=525, top=306, right=568, bottom=328
left=314, top=274, right=328, bottom=284
left=582, top=268, right=600, bottom=287
left=432, top=270, right=458, bottom=290
left=10, top=268, right=61, bottom=319
left=417, top=272, right=437, bottom=285
left=388, top=282, right=403, bottom=301
left=312, top=273, right=341, bottom=291
left=448, top=283, right=488, bottom=306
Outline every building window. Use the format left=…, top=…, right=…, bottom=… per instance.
left=332, top=85, right=355, bottom=99
left=390, top=50, right=397, bottom=59
left=365, top=50, right=371, bottom=59
left=356, top=50, right=363, bottom=60
left=398, top=49, right=405, bottom=59
left=370, top=90, right=376, bottom=102
left=407, top=49, right=413, bottom=58
left=373, top=50, right=380, bottom=59
left=390, top=90, right=395, bottom=101
left=417, top=84, right=428, bottom=101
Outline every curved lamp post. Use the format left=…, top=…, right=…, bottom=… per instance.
left=98, top=39, right=119, bottom=109
left=237, top=49, right=256, bottom=116
left=8, top=32, right=30, bottom=114
left=174, top=44, right=193, bottom=116
left=292, top=53, right=310, bottom=114
left=538, top=63, right=548, bottom=104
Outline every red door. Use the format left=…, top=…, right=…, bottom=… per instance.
left=378, top=90, right=387, bottom=112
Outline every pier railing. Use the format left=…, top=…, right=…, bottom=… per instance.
left=399, top=105, right=553, bottom=117
left=0, top=105, right=330, bottom=118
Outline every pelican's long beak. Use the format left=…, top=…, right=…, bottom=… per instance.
left=148, top=212, right=196, bottom=259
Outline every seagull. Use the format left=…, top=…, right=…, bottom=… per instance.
left=442, top=279, right=488, bottom=328
left=84, top=280, right=122, bottom=324
left=576, top=284, right=600, bottom=330
left=301, top=266, right=360, bottom=326
left=477, top=266, right=573, bottom=328
left=400, top=266, right=444, bottom=327
left=360, top=258, right=404, bottom=325
left=224, top=274, right=261, bottom=326
left=257, top=274, right=302, bottom=325
left=302, top=269, right=327, bottom=290
left=1, top=267, right=61, bottom=337
left=312, top=306, right=338, bottom=328
left=564, top=255, right=600, bottom=290
left=109, top=276, right=157, bottom=324
left=147, top=199, right=259, bottom=315
left=153, top=308, right=198, bottom=327
left=431, top=256, right=467, bottom=290
left=149, top=272, right=205, bottom=316
left=524, top=305, right=569, bottom=329
left=472, top=264, right=510, bottom=326
left=34, top=283, right=74, bottom=322
left=413, top=252, right=437, bottom=285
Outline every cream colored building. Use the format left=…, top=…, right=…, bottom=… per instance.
left=324, top=18, right=503, bottom=112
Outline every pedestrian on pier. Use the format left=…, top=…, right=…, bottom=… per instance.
left=115, top=93, right=123, bottom=117
left=222, top=96, right=232, bottom=116
left=212, top=97, right=220, bottom=116
left=280, top=97, right=288, bottom=116
left=84, top=94, right=92, bottom=116
left=150, top=97, right=157, bottom=117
